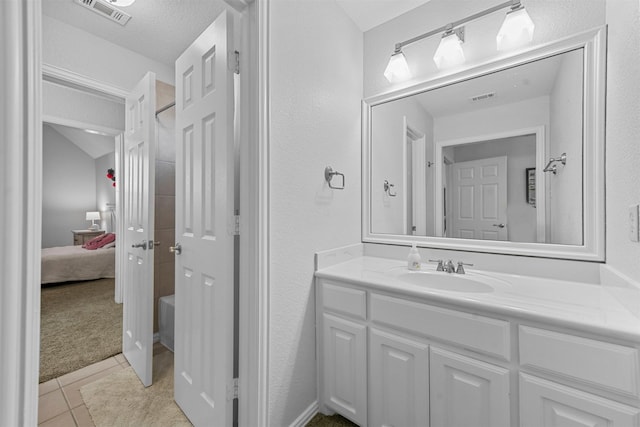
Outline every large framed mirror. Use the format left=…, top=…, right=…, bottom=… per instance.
left=362, top=27, right=606, bottom=261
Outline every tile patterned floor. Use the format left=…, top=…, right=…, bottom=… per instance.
left=38, top=354, right=129, bottom=426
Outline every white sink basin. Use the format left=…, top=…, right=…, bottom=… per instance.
left=394, top=271, right=495, bottom=293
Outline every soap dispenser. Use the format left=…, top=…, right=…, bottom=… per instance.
left=407, top=243, right=421, bottom=271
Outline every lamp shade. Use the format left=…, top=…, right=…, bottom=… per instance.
left=496, top=7, right=535, bottom=51
left=433, top=32, right=465, bottom=70
left=384, top=51, right=411, bottom=83
left=86, top=211, right=101, bottom=221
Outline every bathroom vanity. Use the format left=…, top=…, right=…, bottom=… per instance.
left=315, top=257, right=640, bottom=427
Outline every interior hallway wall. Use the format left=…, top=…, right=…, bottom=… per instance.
left=269, top=1, right=363, bottom=424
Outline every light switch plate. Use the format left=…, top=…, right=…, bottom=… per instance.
left=630, top=204, right=639, bottom=242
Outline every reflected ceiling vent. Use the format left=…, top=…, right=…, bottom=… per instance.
left=74, top=0, right=132, bottom=26
left=470, top=92, right=497, bottom=102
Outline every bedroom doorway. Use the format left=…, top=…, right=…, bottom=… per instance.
left=39, top=102, right=123, bottom=384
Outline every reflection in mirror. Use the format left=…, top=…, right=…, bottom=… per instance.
left=370, top=48, right=584, bottom=246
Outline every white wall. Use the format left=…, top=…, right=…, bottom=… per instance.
left=42, top=125, right=97, bottom=248
left=549, top=49, right=583, bottom=245
left=605, top=0, right=640, bottom=281
left=43, top=15, right=174, bottom=90
left=453, top=135, right=537, bottom=243
left=363, top=0, right=606, bottom=97
left=95, top=152, right=116, bottom=232
left=269, top=0, right=363, bottom=424
left=371, top=97, right=433, bottom=234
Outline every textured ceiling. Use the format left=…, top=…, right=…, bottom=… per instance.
left=42, top=0, right=228, bottom=65
left=42, top=0, right=433, bottom=66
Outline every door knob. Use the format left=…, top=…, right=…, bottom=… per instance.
left=169, top=243, right=182, bottom=255
left=131, top=241, right=147, bottom=250
left=492, top=223, right=506, bottom=228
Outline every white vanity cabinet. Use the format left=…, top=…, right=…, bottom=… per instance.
left=368, top=327, right=429, bottom=427
left=429, top=346, right=510, bottom=427
left=318, top=282, right=368, bottom=426
left=315, top=276, right=640, bottom=427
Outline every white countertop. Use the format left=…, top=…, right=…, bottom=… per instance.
left=315, top=256, right=640, bottom=342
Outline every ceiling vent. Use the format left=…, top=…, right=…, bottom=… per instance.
left=470, top=92, right=497, bottom=102
left=74, top=0, right=132, bottom=26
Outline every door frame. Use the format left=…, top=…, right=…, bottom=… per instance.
left=434, top=126, right=547, bottom=243
left=3, top=0, right=269, bottom=425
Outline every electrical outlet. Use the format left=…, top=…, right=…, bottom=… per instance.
left=630, top=204, right=640, bottom=242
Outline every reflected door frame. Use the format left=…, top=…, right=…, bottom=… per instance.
left=403, top=117, right=427, bottom=236
left=433, top=126, right=547, bottom=243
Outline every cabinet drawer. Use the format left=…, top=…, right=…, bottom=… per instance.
left=320, top=281, right=366, bottom=320
left=371, top=293, right=510, bottom=361
left=519, top=326, right=640, bottom=397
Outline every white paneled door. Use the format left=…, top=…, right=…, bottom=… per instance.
left=122, top=71, right=156, bottom=387
left=174, top=10, right=235, bottom=426
left=451, top=156, right=508, bottom=241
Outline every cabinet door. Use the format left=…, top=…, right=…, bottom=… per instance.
left=322, top=313, right=367, bottom=426
left=369, top=328, right=429, bottom=427
left=520, top=373, right=640, bottom=427
left=430, top=347, right=510, bottom=427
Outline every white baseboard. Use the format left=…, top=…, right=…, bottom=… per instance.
left=153, top=332, right=160, bottom=343
left=289, top=400, right=318, bottom=427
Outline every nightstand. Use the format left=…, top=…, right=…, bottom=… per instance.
left=72, top=229, right=105, bottom=245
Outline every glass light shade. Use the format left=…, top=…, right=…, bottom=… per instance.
left=86, top=211, right=101, bottom=221
left=496, top=7, right=535, bottom=51
left=384, top=51, right=411, bottom=83
left=108, top=0, right=135, bottom=7
left=433, top=32, right=466, bottom=70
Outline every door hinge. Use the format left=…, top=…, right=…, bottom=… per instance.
left=234, top=50, right=240, bottom=74
left=227, top=377, right=239, bottom=401
left=234, top=214, right=240, bottom=235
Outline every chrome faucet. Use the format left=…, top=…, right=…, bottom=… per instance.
left=444, top=260, right=456, bottom=273
left=429, top=259, right=474, bottom=274
left=455, top=261, right=474, bottom=274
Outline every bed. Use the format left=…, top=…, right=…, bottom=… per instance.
left=41, top=245, right=116, bottom=284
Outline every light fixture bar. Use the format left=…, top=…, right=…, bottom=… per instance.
left=394, top=0, right=520, bottom=52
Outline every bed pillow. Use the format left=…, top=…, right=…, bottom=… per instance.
left=84, top=233, right=116, bottom=250
left=99, top=241, right=116, bottom=249
left=82, top=233, right=107, bottom=248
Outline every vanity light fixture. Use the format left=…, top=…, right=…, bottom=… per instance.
left=383, top=0, right=535, bottom=82
left=384, top=49, right=412, bottom=83
left=433, top=26, right=466, bottom=70
left=497, top=2, right=535, bottom=51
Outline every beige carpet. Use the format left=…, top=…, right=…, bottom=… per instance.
left=81, top=350, right=192, bottom=426
left=306, top=413, right=358, bottom=427
left=40, top=278, right=122, bottom=383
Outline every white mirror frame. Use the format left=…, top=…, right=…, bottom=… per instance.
left=362, top=26, right=606, bottom=261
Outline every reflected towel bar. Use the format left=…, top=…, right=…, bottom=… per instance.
left=543, top=152, right=567, bottom=175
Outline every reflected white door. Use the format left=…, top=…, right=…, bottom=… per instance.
left=122, top=71, right=156, bottom=387
left=451, top=156, right=507, bottom=241
left=174, top=10, right=235, bottom=426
